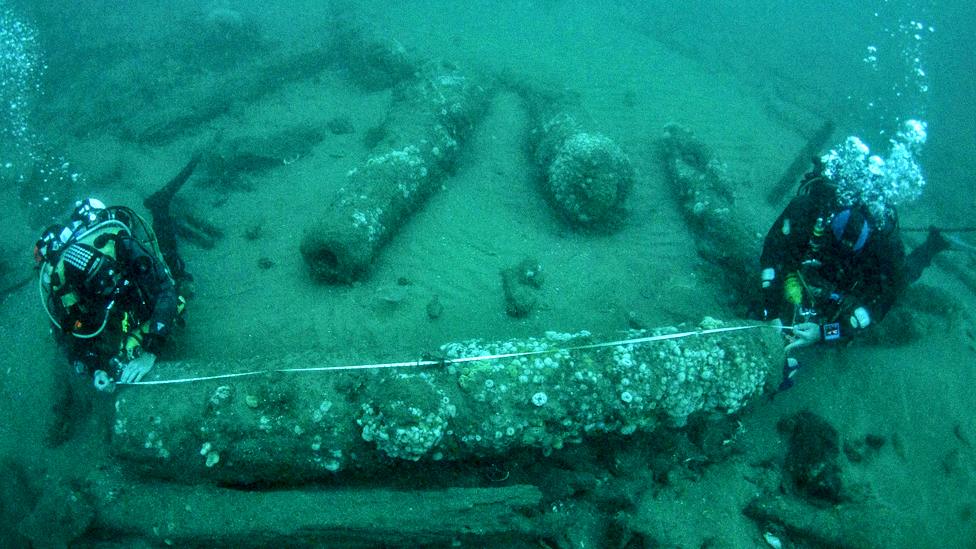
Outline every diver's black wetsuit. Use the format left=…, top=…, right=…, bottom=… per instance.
left=56, top=155, right=200, bottom=375
left=760, top=172, right=946, bottom=337
left=760, top=192, right=904, bottom=328
left=57, top=232, right=179, bottom=375
left=46, top=156, right=199, bottom=443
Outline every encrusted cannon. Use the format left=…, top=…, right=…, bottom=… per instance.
left=513, top=82, right=635, bottom=230
left=659, top=123, right=764, bottom=299
left=111, top=318, right=783, bottom=484
left=300, top=63, right=489, bottom=283
left=529, top=112, right=635, bottom=229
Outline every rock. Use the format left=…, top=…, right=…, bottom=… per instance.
left=777, top=410, right=844, bottom=503
left=503, top=280, right=538, bottom=318
left=375, top=284, right=409, bottom=306
left=626, top=311, right=646, bottom=330
left=426, top=295, right=444, bottom=320
left=502, top=258, right=544, bottom=318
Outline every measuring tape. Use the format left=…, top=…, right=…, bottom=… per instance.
left=123, top=323, right=789, bottom=386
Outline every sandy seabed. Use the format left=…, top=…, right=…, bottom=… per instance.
left=0, top=2, right=974, bottom=546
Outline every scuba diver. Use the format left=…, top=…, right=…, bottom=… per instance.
left=34, top=155, right=199, bottom=392
left=758, top=121, right=958, bottom=389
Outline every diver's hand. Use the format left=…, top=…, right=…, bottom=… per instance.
left=93, top=370, right=116, bottom=393
left=785, top=322, right=821, bottom=353
left=120, top=352, right=157, bottom=384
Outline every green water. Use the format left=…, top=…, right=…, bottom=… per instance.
left=1, top=1, right=974, bottom=546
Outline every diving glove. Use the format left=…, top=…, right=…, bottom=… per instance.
left=849, top=306, right=871, bottom=329
left=120, top=352, right=157, bottom=384
left=785, top=322, right=821, bottom=352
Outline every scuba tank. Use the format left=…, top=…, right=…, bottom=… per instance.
left=38, top=206, right=165, bottom=339
left=808, top=216, right=827, bottom=254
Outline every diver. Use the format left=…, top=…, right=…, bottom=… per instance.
left=35, top=155, right=199, bottom=393
left=758, top=121, right=958, bottom=388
